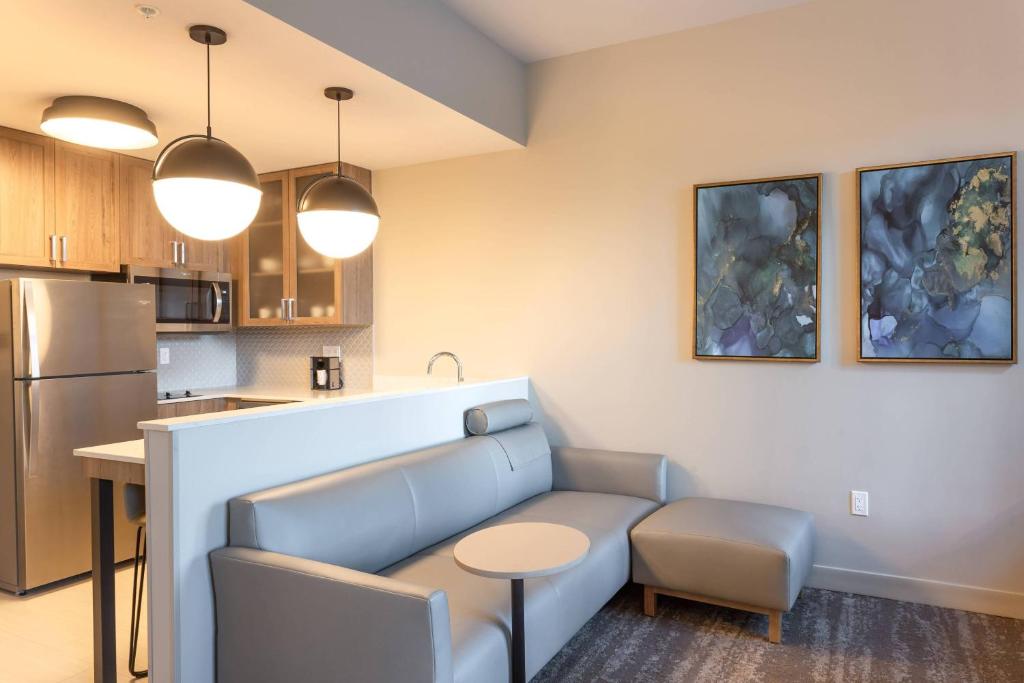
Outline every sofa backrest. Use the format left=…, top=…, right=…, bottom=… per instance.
left=228, top=402, right=551, bottom=574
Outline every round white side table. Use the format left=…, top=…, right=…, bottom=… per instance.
left=454, top=522, right=590, bottom=683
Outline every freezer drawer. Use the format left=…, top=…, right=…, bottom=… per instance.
left=12, top=372, right=156, bottom=590
left=11, top=279, right=156, bottom=379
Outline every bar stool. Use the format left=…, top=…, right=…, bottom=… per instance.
left=124, top=483, right=148, bottom=678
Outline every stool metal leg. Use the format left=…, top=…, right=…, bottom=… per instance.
left=129, top=526, right=148, bottom=678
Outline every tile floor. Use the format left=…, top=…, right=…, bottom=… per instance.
left=0, top=567, right=147, bottom=682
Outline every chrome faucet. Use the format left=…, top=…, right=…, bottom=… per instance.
left=427, top=351, right=464, bottom=382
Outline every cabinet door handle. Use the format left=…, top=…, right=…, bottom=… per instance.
left=290, top=298, right=297, bottom=321
left=180, top=241, right=187, bottom=265
left=60, top=235, right=68, bottom=263
left=281, top=298, right=289, bottom=321
left=170, top=241, right=178, bottom=265
left=49, top=235, right=58, bottom=262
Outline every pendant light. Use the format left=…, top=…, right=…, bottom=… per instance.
left=40, top=96, right=158, bottom=150
left=296, top=87, right=379, bottom=258
left=151, top=25, right=261, bottom=241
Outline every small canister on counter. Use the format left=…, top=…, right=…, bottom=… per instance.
left=309, top=356, right=343, bottom=390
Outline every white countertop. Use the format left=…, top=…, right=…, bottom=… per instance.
left=73, top=439, right=145, bottom=464
left=144, top=375, right=528, bottom=432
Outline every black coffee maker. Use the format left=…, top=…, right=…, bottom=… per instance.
left=309, top=356, right=343, bottom=390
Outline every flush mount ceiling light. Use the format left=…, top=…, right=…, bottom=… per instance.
left=151, top=25, right=261, bottom=241
left=40, top=96, right=158, bottom=150
left=296, top=87, right=380, bottom=259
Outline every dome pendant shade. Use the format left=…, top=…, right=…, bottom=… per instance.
left=152, top=136, right=262, bottom=240
left=150, top=24, right=261, bottom=241
left=297, top=175, right=379, bottom=258
left=40, top=96, right=158, bottom=150
left=296, top=86, right=379, bottom=259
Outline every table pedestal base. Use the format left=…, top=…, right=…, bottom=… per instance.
left=511, top=578, right=525, bottom=683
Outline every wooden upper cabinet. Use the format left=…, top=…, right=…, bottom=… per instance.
left=118, top=155, right=223, bottom=271
left=118, top=155, right=176, bottom=267
left=0, top=127, right=54, bottom=268
left=338, top=164, right=373, bottom=327
left=179, top=233, right=223, bottom=272
left=54, top=141, right=119, bottom=272
left=239, top=171, right=290, bottom=326
left=289, top=163, right=343, bottom=326
left=237, top=162, right=373, bottom=327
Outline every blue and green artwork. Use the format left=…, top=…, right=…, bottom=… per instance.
left=694, top=174, right=820, bottom=360
left=859, top=154, right=1015, bottom=361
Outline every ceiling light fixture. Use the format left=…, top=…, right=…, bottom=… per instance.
left=151, top=25, right=261, bottom=241
left=40, top=96, right=158, bottom=150
left=296, top=87, right=379, bottom=258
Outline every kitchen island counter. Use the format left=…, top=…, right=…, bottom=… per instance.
left=146, top=375, right=526, bottom=431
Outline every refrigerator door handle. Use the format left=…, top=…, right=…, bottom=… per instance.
left=23, top=380, right=41, bottom=479
left=23, top=281, right=41, bottom=377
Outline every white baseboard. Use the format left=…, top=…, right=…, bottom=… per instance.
left=807, top=564, right=1024, bottom=620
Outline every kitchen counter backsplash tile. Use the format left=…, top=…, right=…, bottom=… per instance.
left=236, top=326, right=373, bottom=390
left=156, top=333, right=238, bottom=392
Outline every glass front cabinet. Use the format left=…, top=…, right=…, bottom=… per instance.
left=237, top=162, right=374, bottom=327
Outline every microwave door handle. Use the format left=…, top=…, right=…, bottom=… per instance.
left=210, top=282, right=224, bottom=323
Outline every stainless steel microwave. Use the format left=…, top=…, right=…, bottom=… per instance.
left=126, top=266, right=232, bottom=333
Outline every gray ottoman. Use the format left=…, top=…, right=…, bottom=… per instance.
left=630, top=498, right=814, bottom=643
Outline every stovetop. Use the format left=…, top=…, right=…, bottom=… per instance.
left=159, top=390, right=203, bottom=401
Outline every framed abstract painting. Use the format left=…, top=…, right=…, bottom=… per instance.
left=693, top=173, right=821, bottom=361
left=859, top=153, right=1016, bottom=363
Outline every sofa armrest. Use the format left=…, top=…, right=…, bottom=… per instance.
left=210, top=547, right=453, bottom=683
left=551, top=446, right=667, bottom=503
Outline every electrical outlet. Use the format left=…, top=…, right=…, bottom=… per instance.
left=322, top=345, right=341, bottom=358
left=850, top=490, right=869, bottom=516
left=159, top=347, right=170, bottom=365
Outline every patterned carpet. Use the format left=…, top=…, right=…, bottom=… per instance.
left=533, top=585, right=1024, bottom=682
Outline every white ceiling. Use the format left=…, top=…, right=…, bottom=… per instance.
left=0, top=0, right=519, bottom=172
left=442, top=0, right=814, bottom=62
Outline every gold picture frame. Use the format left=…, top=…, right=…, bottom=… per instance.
left=857, top=152, right=1016, bottom=364
left=693, top=173, right=823, bottom=362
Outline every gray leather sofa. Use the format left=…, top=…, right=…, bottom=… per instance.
left=210, top=400, right=667, bottom=683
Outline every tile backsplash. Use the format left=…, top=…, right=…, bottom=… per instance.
left=156, top=333, right=237, bottom=392
left=156, top=327, right=373, bottom=392
left=236, top=326, right=373, bottom=389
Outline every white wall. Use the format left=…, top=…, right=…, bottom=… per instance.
left=374, top=0, right=1024, bottom=614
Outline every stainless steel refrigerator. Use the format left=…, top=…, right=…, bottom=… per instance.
left=0, top=278, right=157, bottom=593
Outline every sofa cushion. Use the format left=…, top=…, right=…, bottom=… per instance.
left=229, top=433, right=552, bottom=573
left=489, top=422, right=550, bottom=470
left=381, top=490, right=659, bottom=682
left=465, top=399, right=533, bottom=435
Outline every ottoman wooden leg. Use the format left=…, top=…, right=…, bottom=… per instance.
left=643, top=585, right=657, bottom=616
left=768, top=610, right=782, bottom=643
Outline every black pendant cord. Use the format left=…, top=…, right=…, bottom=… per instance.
left=336, top=97, right=342, bottom=178
left=205, top=38, right=212, bottom=139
